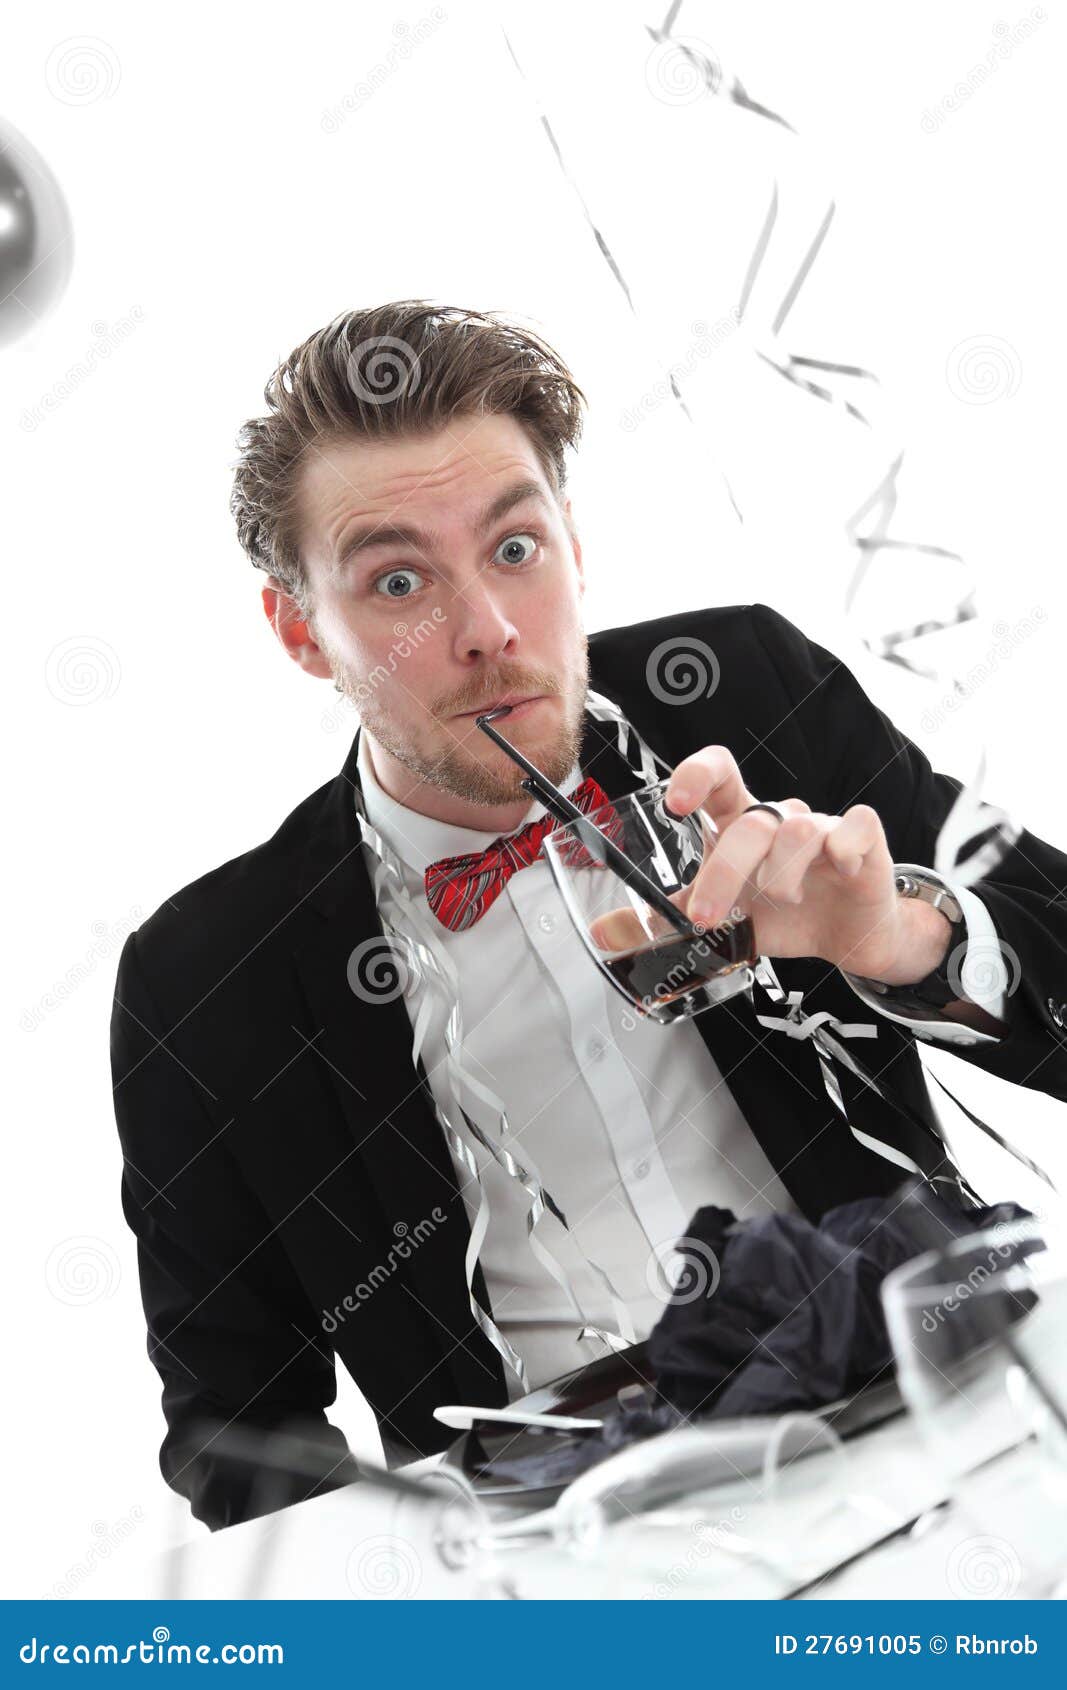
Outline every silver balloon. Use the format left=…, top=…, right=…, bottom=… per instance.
left=0, top=117, right=74, bottom=347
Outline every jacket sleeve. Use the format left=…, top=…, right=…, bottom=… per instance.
left=747, top=600, right=1067, bottom=1104
left=110, top=930, right=353, bottom=1531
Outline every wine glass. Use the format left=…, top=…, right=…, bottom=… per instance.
left=882, top=1216, right=1067, bottom=1598
left=542, top=778, right=757, bottom=1023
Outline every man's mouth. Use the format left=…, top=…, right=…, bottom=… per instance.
left=453, top=693, right=546, bottom=719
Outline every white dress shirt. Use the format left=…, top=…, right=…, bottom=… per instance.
left=355, top=726, right=1007, bottom=1393
left=356, top=727, right=800, bottom=1395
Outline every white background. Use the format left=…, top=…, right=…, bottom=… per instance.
left=2, top=0, right=1065, bottom=1597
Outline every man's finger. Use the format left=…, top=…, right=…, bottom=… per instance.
left=664, top=746, right=752, bottom=825
left=588, top=889, right=689, bottom=953
left=821, top=804, right=886, bottom=878
left=686, top=799, right=811, bottom=923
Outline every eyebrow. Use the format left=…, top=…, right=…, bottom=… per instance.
left=334, top=478, right=552, bottom=570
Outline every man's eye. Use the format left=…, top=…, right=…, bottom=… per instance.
left=373, top=567, right=424, bottom=599
left=494, top=531, right=540, bottom=567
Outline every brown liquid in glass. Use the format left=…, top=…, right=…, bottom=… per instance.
left=603, top=916, right=755, bottom=1007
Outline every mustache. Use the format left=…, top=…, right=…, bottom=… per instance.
left=442, top=676, right=561, bottom=716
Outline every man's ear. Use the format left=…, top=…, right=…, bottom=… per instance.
left=261, top=578, right=333, bottom=679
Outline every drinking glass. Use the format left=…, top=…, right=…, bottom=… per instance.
left=882, top=1216, right=1067, bottom=1597
left=542, top=778, right=756, bottom=1022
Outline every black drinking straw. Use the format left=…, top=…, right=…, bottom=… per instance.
left=475, top=705, right=701, bottom=943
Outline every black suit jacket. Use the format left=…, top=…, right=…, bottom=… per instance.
left=110, top=602, right=1067, bottom=1530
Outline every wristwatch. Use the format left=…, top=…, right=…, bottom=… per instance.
left=847, top=868, right=965, bottom=1012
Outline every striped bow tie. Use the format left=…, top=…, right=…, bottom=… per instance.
left=424, top=774, right=623, bottom=933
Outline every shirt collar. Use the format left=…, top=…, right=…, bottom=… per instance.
left=356, top=724, right=583, bottom=879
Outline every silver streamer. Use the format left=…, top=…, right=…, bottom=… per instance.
left=501, top=0, right=1024, bottom=897
left=356, top=773, right=639, bottom=1391
left=355, top=682, right=1055, bottom=1397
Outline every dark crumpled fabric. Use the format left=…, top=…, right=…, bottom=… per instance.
left=649, top=1178, right=1032, bottom=1420
left=464, top=1177, right=1033, bottom=1490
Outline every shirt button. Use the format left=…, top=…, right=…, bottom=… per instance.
left=1048, top=997, right=1066, bottom=1030
left=633, top=1159, right=650, bottom=1180
left=538, top=912, right=556, bottom=933
left=587, top=1036, right=605, bottom=1060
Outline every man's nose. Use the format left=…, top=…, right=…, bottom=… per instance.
left=448, top=577, right=521, bottom=661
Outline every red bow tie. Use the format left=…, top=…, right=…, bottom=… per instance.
left=424, top=775, right=623, bottom=933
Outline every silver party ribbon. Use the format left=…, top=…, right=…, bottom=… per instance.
left=355, top=682, right=1054, bottom=1390
left=502, top=0, right=1024, bottom=901
left=580, top=696, right=1055, bottom=1202
left=355, top=781, right=638, bottom=1391
left=751, top=963, right=984, bottom=1205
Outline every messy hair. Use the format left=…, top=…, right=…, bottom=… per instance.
left=230, top=300, right=587, bottom=618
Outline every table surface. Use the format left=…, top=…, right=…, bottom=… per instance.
left=90, top=1403, right=1062, bottom=1600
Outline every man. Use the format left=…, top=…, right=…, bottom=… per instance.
left=110, top=300, right=1067, bottom=1531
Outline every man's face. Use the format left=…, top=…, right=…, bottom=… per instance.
left=288, top=412, right=590, bottom=810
